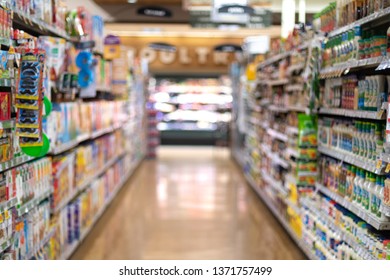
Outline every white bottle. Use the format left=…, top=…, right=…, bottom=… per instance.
left=353, top=169, right=361, bottom=203
left=362, top=172, right=370, bottom=210
left=366, top=173, right=376, bottom=213
left=372, top=175, right=381, bottom=215
left=357, top=170, right=366, bottom=207
left=378, top=177, right=389, bottom=221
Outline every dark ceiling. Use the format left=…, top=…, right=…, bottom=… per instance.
left=94, top=0, right=314, bottom=25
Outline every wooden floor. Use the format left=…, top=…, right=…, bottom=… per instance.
left=71, top=147, right=305, bottom=260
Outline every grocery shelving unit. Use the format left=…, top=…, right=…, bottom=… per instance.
left=0, top=4, right=147, bottom=260
left=234, top=3, right=390, bottom=259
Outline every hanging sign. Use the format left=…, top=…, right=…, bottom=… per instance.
left=212, top=0, right=249, bottom=23
left=104, top=35, right=121, bottom=60
left=214, top=44, right=243, bottom=52
left=217, top=4, right=255, bottom=15
left=190, top=9, right=271, bottom=28
left=137, top=6, right=173, bottom=18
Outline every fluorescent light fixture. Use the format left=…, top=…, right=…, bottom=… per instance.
left=127, top=0, right=137, bottom=3
left=299, top=0, right=306, bottom=23
left=281, top=0, right=295, bottom=38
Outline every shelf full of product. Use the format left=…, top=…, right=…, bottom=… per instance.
left=0, top=1, right=147, bottom=260
left=152, top=77, right=232, bottom=145
left=233, top=1, right=390, bottom=259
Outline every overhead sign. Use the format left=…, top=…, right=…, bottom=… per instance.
left=137, top=6, right=172, bottom=18
left=190, top=9, right=272, bottom=28
left=217, top=5, right=255, bottom=15
left=214, top=44, right=243, bottom=52
left=212, top=0, right=249, bottom=23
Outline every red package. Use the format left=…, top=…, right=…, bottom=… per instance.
left=0, top=92, right=10, bottom=121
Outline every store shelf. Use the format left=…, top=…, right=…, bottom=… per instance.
left=315, top=182, right=390, bottom=230
left=248, top=103, right=262, bottom=112
left=261, top=169, right=287, bottom=196
left=287, top=64, right=305, bottom=75
left=233, top=149, right=247, bottom=169
left=320, top=56, right=384, bottom=78
left=285, top=147, right=299, bottom=159
left=12, top=9, right=71, bottom=40
left=25, top=228, right=56, bottom=260
left=248, top=117, right=260, bottom=126
left=0, top=198, right=18, bottom=213
left=267, top=128, right=289, bottom=142
left=50, top=121, right=128, bottom=156
left=286, top=84, right=304, bottom=92
left=318, top=145, right=384, bottom=175
left=268, top=105, right=289, bottom=113
left=286, top=126, right=299, bottom=135
left=261, top=144, right=289, bottom=169
left=53, top=153, right=126, bottom=214
left=0, top=119, right=14, bottom=129
left=0, top=155, right=36, bottom=173
left=257, top=51, right=292, bottom=69
left=244, top=173, right=318, bottom=260
left=17, top=190, right=52, bottom=216
left=319, top=107, right=386, bottom=120
left=50, top=139, right=79, bottom=155
left=259, top=98, right=271, bottom=106
left=300, top=198, right=376, bottom=260
left=380, top=204, right=390, bottom=217
left=0, top=239, right=12, bottom=254
left=287, top=105, right=307, bottom=112
left=60, top=156, right=143, bottom=260
left=328, top=6, right=390, bottom=38
left=267, top=79, right=289, bottom=87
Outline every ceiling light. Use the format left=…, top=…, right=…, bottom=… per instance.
left=127, top=0, right=137, bottom=3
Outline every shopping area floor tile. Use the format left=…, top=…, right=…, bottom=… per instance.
left=71, top=146, right=305, bottom=260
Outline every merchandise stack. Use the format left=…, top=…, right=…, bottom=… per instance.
left=234, top=1, right=390, bottom=260
left=0, top=0, right=146, bottom=260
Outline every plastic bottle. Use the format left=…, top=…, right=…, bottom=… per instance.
left=362, top=172, right=370, bottom=210
left=384, top=176, right=390, bottom=207
left=378, top=177, right=388, bottom=221
left=353, top=168, right=361, bottom=202
left=366, top=123, right=373, bottom=160
left=357, top=169, right=364, bottom=205
left=372, top=175, right=381, bottom=215
left=362, top=122, right=369, bottom=159
left=348, top=165, right=356, bottom=200
left=367, top=173, right=376, bottom=212
left=376, top=76, right=387, bottom=111
left=375, top=123, right=384, bottom=158
left=357, top=122, right=365, bottom=158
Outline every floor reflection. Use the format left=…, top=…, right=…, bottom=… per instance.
left=71, top=147, right=305, bottom=260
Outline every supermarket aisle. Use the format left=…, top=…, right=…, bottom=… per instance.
left=71, top=147, right=304, bottom=260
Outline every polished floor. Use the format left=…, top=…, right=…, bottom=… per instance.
left=71, top=147, right=305, bottom=260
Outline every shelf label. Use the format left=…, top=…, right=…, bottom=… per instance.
left=4, top=210, right=9, bottom=220
left=377, top=159, right=383, bottom=170
left=385, top=163, right=390, bottom=173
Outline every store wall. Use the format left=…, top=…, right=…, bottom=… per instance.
left=120, top=36, right=243, bottom=75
